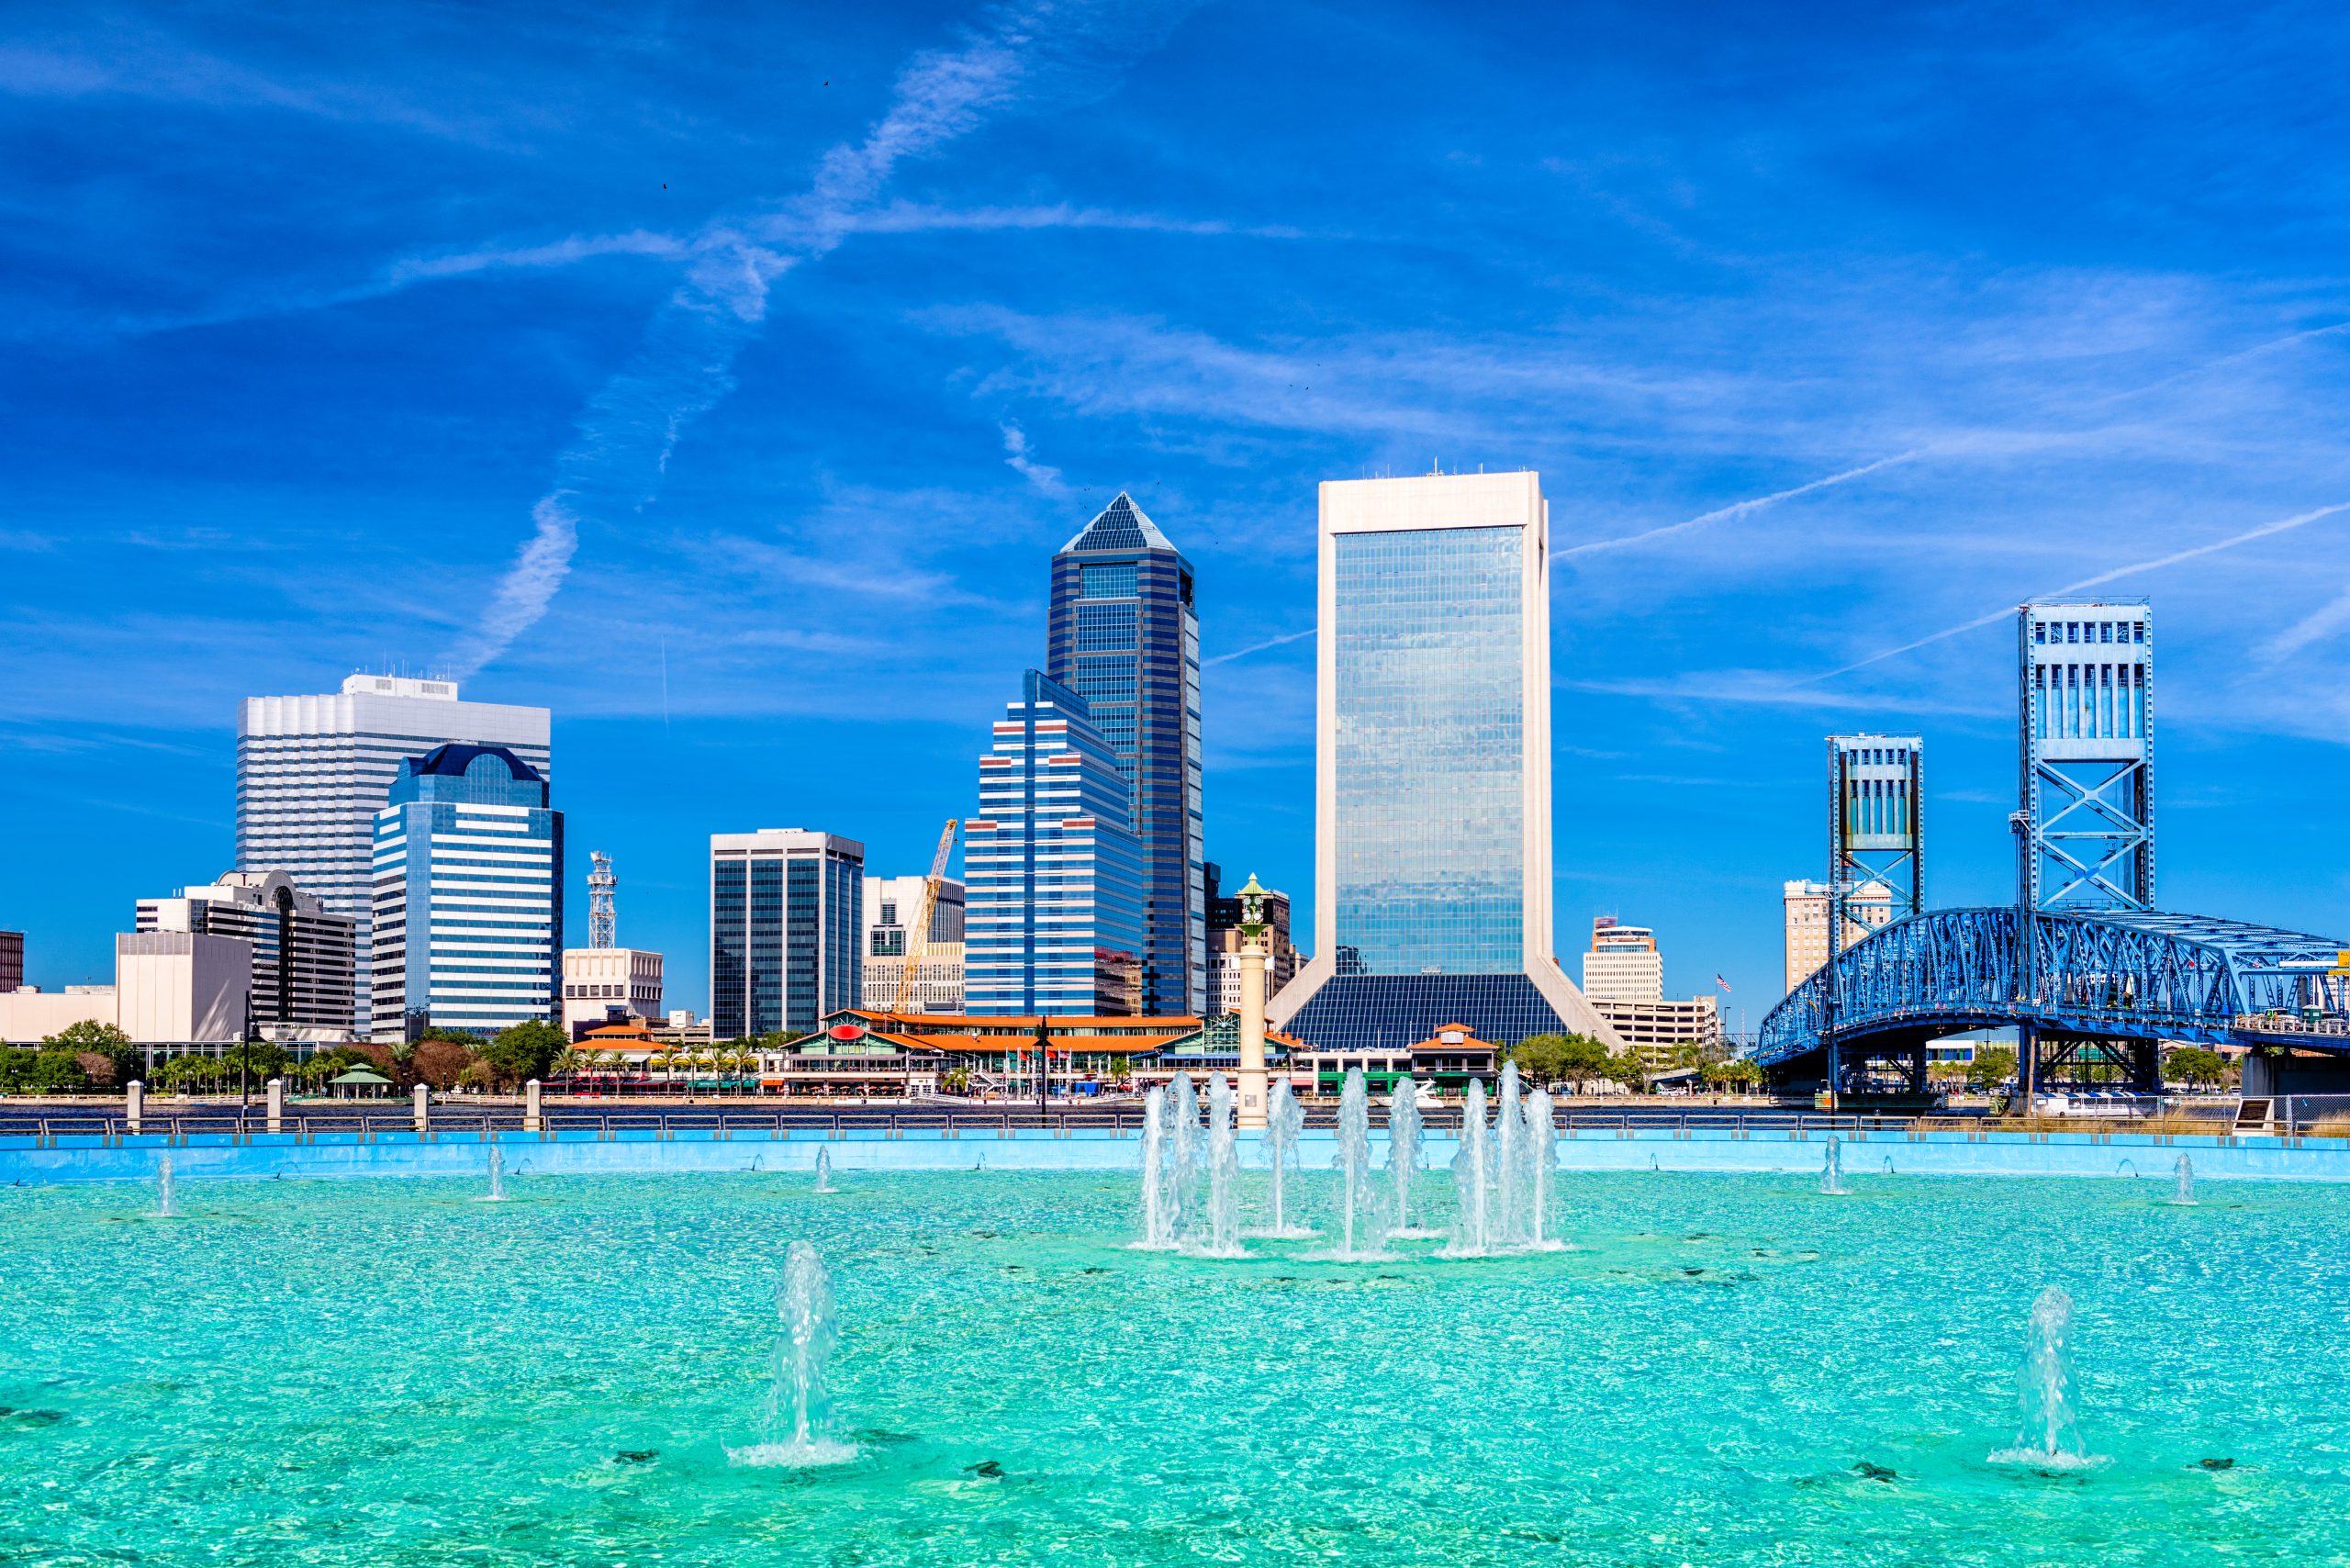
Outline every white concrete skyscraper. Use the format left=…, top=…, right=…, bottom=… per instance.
left=1268, top=471, right=1618, bottom=1052
left=238, top=674, right=552, bottom=1033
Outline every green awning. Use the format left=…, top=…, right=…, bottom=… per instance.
left=328, top=1068, right=394, bottom=1086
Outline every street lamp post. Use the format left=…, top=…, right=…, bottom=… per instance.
left=1236, top=873, right=1270, bottom=1130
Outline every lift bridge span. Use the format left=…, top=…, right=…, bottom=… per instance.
left=1756, top=906, right=2350, bottom=1098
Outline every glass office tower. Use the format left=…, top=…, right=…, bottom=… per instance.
left=368, top=745, right=562, bottom=1043
left=964, top=670, right=1147, bottom=1016
left=708, top=830, right=864, bottom=1039
left=1045, top=494, right=1205, bottom=1015
left=1270, top=471, right=1618, bottom=1053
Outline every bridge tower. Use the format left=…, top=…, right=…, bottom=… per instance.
left=1819, top=734, right=1926, bottom=1102
left=1828, top=734, right=1923, bottom=958
left=2017, top=600, right=2156, bottom=1094
left=2018, top=600, right=2153, bottom=911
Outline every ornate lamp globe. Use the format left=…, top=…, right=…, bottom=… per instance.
left=1237, top=873, right=1268, bottom=940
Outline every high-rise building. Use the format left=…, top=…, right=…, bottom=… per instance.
left=1270, top=471, right=1618, bottom=1052
left=1783, top=877, right=1893, bottom=993
left=1045, top=494, right=1205, bottom=1014
left=238, top=674, right=551, bottom=1033
left=862, top=873, right=967, bottom=1014
left=1582, top=917, right=1664, bottom=1002
left=2019, top=600, right=2153, bottom=910
left=709, top=830, right=864, bottom=1039
left=136, top=870, right=355, bottom=1036
left=368, top=745, right=563, bottom=1043
left=0, top=932, right=21, bottom=994
left=964, top=670, right=1146, bottom=1016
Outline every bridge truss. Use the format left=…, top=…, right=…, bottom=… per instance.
left=1757, top=906, right=2349, bottom=1098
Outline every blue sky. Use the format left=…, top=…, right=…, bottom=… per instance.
left=6, top=0, right=2350, bottom=1025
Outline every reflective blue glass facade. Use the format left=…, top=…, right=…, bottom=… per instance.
left=708, top=831, right=863, bottom=1039
left=366, top=745, right=562, bottom=1042
left=965, top=670, right=1147, bottom=1015
left=1332, top=525, right=1526, bottom=975
left=1046, top=494, right=1204, bottom=1015
left=1274, top=472, right=1613, bottom=1058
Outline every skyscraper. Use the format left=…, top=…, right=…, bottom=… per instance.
left=1270, top=471, right=1618, bottom=1052
left=238, top=674, right=551, bottom=1033
left=1581, top=918, right=1663, bottom=1002
left=1045, top=494, right=1204, bottom=1014
left=708, top=830, right=864, bottom=1039
left=964, top=670, right=1146, bottom=1015
left=368, top=745, right=563, bottom=1042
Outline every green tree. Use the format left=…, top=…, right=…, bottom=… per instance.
left=482, top=1019, right=567, bottom=1090
left=1966, top=1045, right=2019, bottom=1090
left=2165, top=1046, right=2228, bottom=1087
left=1507, top=1033, right=1612, bottom=1086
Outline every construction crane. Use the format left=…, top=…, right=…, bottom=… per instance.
left=891, top=819, right=958, bottom=1017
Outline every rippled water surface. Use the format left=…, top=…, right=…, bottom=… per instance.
left=3, top=1166, right=2346, bottom=1565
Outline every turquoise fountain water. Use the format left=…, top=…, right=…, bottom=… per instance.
left=1990, top=1286, right=2100, bottom=1469
left=1330, top=1067, right=1384, bottom=1260
left=1257, top=1079, right=1312, bottom=1239
left=5, top=1164, right=2344, bottom=1563
left=729, top=1240, right=853, bottom=1468
left=154, top=1155, right=175, bottom=1218
left=482, top=1146, right=506, bottom=1203
left=1200, top=1074, right=1242, bottom=1257
left=1821, top=1136, right=1848, bottom=1195
left=1447, top=1079, right=1494, bottom=1256
left=1387, top=1075, right=1435, bottom=1238
left=814, top=1148, right=836, bottom=1193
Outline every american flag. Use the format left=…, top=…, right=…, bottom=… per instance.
left=1716, top=974, right=1732, bottom=992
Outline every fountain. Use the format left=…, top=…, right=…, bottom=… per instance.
left=1820, top=1136, right=1848, bottom=1195
left=1387, top=1075, right=1438, bottom=1238
left=1138, top=1085, right=1175, bottom=1248
left=1523, top=1087, right=1560, bottom=1249
left=813, top=1148, right=837, bottom=1193
left=1330, top=1067, right=1384, bottom=1260
left=1256, top=1078, right=1313, bottom=1238
left=1494, top=1061, right=1525, bottom=1248
left=483, top=1145, right=506, bottom=1202
left=156, top=1156, right=176, bottom=1218
left=2169, top=1152, right=2198, bottom=1206
left=1446, top=1079, right=1494, bottom=1257
left=1168, top=1071, right=1201, bottom=1244
left=1198, top=1074, right=1242, bottom=1256
left=729, top=1241, right=856, bottom=1467
left=1989, top=1286, right=2100, bottom=1468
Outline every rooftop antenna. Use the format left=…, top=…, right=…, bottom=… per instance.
left=588, top=852, right=618, bottom=949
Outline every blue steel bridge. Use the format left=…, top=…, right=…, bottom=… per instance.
left=1756, top=906, right=2350, bottom=1097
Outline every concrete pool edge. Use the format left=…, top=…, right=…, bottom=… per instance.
left=4, top=1124, right=2347, bottom=1184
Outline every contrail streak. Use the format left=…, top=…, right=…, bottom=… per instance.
left=1557, top=449, right=1935, bottom=559
left=1205, top=626, right=1314, bottom=665
left=444, top=0, right=1197, bottom=678
left=1813, top=499, right=2350, bottom=681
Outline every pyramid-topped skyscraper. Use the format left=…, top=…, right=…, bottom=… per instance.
left=1045, top=493, right=1205, bottom=1015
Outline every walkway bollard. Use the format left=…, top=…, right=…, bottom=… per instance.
left=414, top=1083, right=430, bottom=1137
left=127, top=1080, right=144, bottom=1135
left=524, top=1078, right=542, bottom=1133
left=266, top=1078, right=284, bottom=1136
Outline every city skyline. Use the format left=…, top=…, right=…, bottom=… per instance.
left=9, top=3, right=2350, bottom=1011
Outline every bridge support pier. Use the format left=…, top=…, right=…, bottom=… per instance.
left=2022, top=1032, right=2162, bottom=1098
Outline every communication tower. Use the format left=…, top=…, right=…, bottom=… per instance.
left=2017, top=600, right=2153, bottom=910
left=588, top=851, right=618, bottom=949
